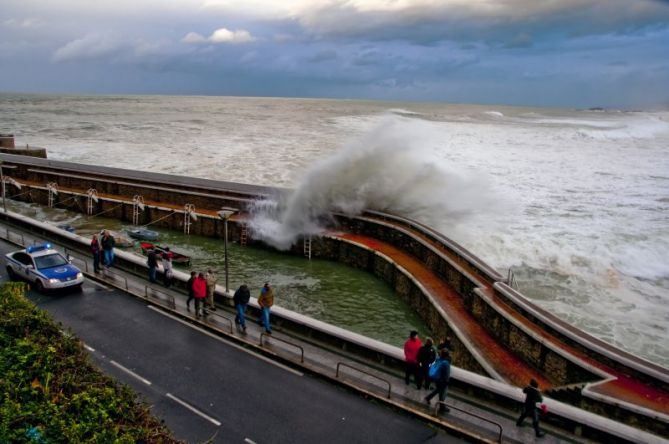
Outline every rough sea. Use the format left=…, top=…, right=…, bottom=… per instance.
left=2, top=93, right=668, bottom=367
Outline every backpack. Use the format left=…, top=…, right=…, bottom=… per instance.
left=428, top=359, right=443, bottom=380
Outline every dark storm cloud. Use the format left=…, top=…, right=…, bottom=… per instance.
left=0, top=0, right=668, bottom=108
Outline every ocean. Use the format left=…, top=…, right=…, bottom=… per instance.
left=2, top=93, right=668, bottom=367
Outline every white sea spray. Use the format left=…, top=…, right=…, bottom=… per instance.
left=247, top=116, right=506, bottom=250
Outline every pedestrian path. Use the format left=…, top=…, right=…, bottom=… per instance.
left=91, top=264, right=574, bottom=443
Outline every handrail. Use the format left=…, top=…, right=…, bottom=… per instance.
left=260, top=332, right=304, bottom=363
left=434, top=401, right=503, bottom=443
left=336, top=362, right=391, bottom=399
left=100, top=267, right=128, bottom=290
left=68, top=254, right=89, bottom=273
left=205, top=309, right=234, bottom=334
left=144, top=285, right=177, bottom=310
left=2, top=226, right=25, bottom=246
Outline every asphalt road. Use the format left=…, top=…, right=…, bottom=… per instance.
left=0, top=239, right=461, bottom=444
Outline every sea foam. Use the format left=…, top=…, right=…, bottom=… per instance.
left=248, top=116, right=503, bottom=250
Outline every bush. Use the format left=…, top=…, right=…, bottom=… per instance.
left=0, top=282, right=182, bottom=443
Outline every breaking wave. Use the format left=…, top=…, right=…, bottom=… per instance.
left=248, top=117, right=503, bottom=250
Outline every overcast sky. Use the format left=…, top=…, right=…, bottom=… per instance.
left=2, top=0, right=668, bottom=108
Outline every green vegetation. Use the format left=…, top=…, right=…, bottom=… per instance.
left=0, top=282, right=181, bottom=443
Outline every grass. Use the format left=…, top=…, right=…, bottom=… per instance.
left=0, top=282, right=182, bottom=443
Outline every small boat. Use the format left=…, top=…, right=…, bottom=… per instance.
left=140, top=242, right=191, bottom=266
left=126, top=228, right=160, bottom=241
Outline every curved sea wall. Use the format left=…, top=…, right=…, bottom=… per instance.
left=0, top=153, right=667, bottom=435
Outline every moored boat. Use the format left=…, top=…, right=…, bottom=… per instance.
left=140, top=242, right=191, bottom=266
left=126, top=228, right=160, bottom=241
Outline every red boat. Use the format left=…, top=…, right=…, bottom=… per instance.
left=140, top=242, right=191, bottom=266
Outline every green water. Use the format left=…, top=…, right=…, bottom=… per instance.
left=6, top=200, right=431, bottom=346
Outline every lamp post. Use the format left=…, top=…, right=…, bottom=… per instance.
left=1, top=160, right=5, bottom=212
left=217, top=207, right=239, bottom=294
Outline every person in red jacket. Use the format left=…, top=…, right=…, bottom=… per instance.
left=403, top=330, right=422, bottom=388
left=193, top=272, right=207, bottom=318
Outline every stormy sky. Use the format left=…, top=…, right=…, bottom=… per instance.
left=1, top=0, right=668, bottom=108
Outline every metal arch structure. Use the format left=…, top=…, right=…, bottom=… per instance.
left=183, top=203, right=196, bottom=234
left=132, top=195, right=145, bottom=226
left=1, top=176, right=22, bottom=212
left=46, top=182, right=58, bottom=208
left=86, top=188, right=99, bottom=215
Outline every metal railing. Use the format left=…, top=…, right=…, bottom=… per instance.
left=204, top=309, right=234, bottom=334
left=507, top=268, right=518, bottom=289
left=434, top=401, right=503, bottom=443
left=100, top=267, right=129, bottom=291
left=144, top=285, right=177, bottom=310
left=259, top=332, right=304, bottom=363
left=3, top=226, right=25, bottom=246
left=336, top=362, right=392, bottom=399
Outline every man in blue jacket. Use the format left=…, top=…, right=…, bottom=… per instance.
left=424, top=348, right=451, bottom=413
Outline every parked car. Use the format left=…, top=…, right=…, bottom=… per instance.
left=5, top=243, right=84, bottom=292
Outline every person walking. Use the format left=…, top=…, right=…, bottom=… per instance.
left=193, top=272, right=207, bottom=318
left=162, top=247, right=173, bottom=287
left=258, top=282, right=274, bottom=334
left=90, top=234, right=101, bottom=273
left=101, top=230, right=115, bottom=267
left=516, top=379, right=546, bottom=438
left=205, top=269, right=218, bottom=311
left=147, top=248, right=158, bottom=283
left=425, top=349, right=452, bottom=413
left=186, top=271, right=196, bottom=311
left=233, top=284, right=251, bottom=332
left=417, top=337, right=436, bottom=389
left=403, top=330, right=422, bottom=387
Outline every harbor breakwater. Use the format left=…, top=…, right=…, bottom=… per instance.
left=0, top=152, right=667, bottom=437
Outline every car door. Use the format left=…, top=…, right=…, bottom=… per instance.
left=13, top=252, right=34, bottom=280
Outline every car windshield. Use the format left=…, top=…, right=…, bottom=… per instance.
left=34, top=253, right=69, bottom=269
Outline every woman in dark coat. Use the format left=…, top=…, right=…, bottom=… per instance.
left=417, top=337, right=436, bottom=389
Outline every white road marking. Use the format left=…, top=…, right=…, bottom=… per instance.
left=166, top=393, right=222, bottom=427
left=244, top=438, right=258, bottom=444
left=110, top=360, right=152, bottom=386
left=147, top=305, right=304, bottom=377
left=83, top=344, right=95, bottom=352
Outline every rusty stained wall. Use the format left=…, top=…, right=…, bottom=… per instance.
left=311, top=235, right=488, bottom=377
left=470, top=292, right=599, bottom=386
left=331, top=214, right=601, bottom=386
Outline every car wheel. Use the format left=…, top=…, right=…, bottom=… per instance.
left=6, top=266, right=16, bottom=280
left=34, top=279, right=45, bottom=293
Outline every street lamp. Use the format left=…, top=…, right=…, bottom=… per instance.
left=0, top=160, right=5, bottom=212
left=217, top=207, right=239, bottom=294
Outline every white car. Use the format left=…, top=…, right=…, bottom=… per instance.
left=6, top=243, right=84, bottom=292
